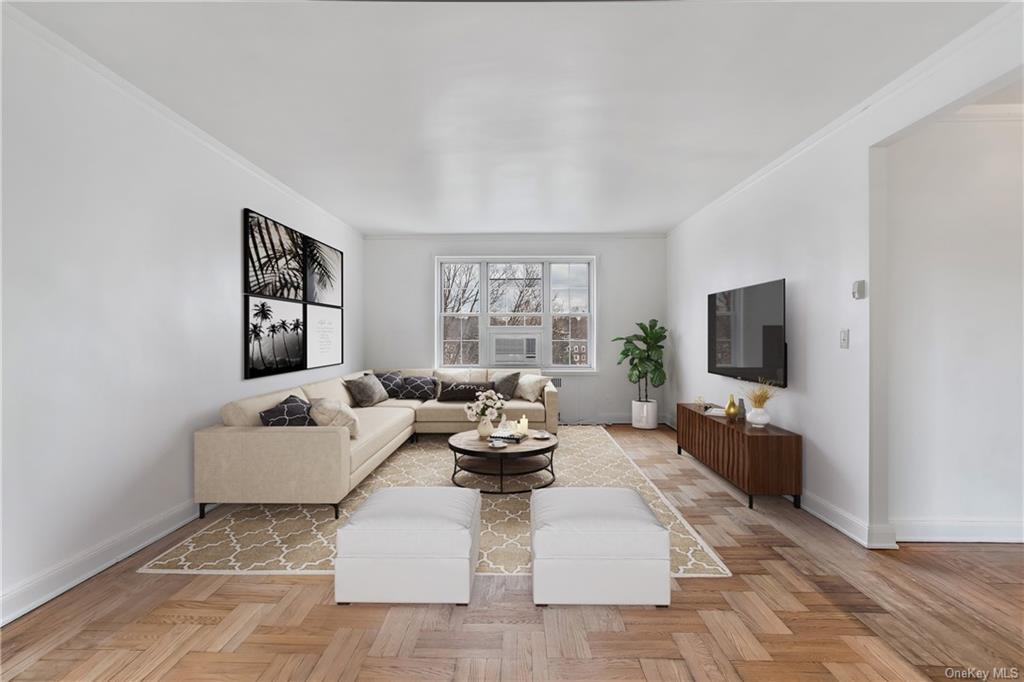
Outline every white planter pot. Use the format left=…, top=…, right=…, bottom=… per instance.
left=747, top=407, right=771, bottom=428
left=477, top=418, right=495, bottom=440
left=631, top=400, right=659, bottom=429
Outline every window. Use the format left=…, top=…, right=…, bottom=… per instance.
left=488, top=263, right=542, bottom=326
left=440, top=262, right=481, bottom=366
left=436, top=257, right=595, bottom=369
left=550, top=263, right=590, bottom=367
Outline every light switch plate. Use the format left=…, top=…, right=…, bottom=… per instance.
left=840, top=328, right=850, bottom=349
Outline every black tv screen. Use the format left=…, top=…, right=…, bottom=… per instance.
left=707, top=279, right=787, bottom=387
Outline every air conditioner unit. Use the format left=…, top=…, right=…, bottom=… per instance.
left=493, top=335, right=539, bottom=365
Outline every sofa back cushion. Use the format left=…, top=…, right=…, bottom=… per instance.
left=487, top=369, right=540, bottom=380
left=435, top=368, right=488, bottom=384
left=221, top=387, right=309, bottom=427
left=301, top=377, right=354, bottom=407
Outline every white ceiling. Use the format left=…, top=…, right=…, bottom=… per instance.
left=16, top=2, right=1001, bottom=235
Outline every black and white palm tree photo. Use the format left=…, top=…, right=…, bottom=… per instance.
left=245, top=296, right=304, bottom=378
left=245, top=209, right=305, bottom=301
left=305, top=238, right=343, bottom=307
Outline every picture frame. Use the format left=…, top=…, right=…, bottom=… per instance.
left=242, top=209, right=345, bottom=378
left=244, top=295, right=306, bottom=379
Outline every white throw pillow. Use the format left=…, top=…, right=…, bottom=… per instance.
left=310, top=399, right=360, bottom=437
left=515, top=374, right=551, bottom=402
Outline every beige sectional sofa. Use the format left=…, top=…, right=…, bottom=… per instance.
left=194, top=368, right=558, bottom=518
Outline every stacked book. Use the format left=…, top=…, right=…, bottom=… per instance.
left=490, top=428, right=526, bottom=443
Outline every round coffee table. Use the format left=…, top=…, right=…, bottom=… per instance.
left=448, top=430, right=558, bottom=494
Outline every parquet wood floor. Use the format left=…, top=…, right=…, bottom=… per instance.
left=2, top=426, right=1020, bottom=681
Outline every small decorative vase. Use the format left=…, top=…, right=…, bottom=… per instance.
left=724, top=394, right=739, bottom=422
left=747, top=407, right=771, bottom=428
left=737, top=398, right=747, bottom=421
left=477, top=418, right=495, bottom=440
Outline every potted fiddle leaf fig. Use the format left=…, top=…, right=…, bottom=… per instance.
left=613, top=319, right=668, bottom=429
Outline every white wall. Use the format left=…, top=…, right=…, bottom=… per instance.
left=883, top=114, right=1022, bottom=542
left=363, top=235, right=666, bottom=424
left=664, top=7, right=1021, bottom=546
left=1, top=14, right=365, bottom=622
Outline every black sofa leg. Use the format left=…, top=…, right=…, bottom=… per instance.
left=748, top=495, right=754, bottom=510
left=332, top=502, right=341, bottom=520
left=677, top=445, right=681, bottom=455
left=199, top=503, right=207, bottom=519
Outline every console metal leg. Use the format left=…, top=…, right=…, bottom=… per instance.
left=199, top=503, right=207, bottom=519
left=677, top=445, right=682, bottom=455
left=793, top=495, right=801, bottom=509
left=748, top=495, right=754, bottom=510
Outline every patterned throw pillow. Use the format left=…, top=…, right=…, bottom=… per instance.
left=374, top=371, right=404, bottom=399
left=493, top=372, right=520, bottom=400
left=259, top=395, right=315, bottom=426
left=438, top=381, right=494, bottom=402
left=398, top=376, right=437, bottom=400
left=345, top=374, right=389, bottom=407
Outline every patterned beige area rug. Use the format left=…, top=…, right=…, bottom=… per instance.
left=141, top=426, right=729, bottom=577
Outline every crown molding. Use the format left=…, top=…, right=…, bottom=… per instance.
left=673, top=3, right=1023, bottom=230
left=3, top=5, right=363, bottom=238
left=364, top=231, right=669, bottom=241
left=938, top=103, right=1023, bottom=122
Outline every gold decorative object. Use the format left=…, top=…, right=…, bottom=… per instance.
left=744, top=380, right=778, bottom=409
left=724, top=394, right=739, bottom=422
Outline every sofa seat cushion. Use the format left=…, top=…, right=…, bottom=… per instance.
left=338, top=487, right=481, bottom=559
left=222, top=387, right=308, bottom=427
left=351, top=407, right=414, bottom=470
left=376, top=399, right=424, bottom=410
left=415, top=398, right=545, bottom=423
left=531, top=488, right=668, bottom=561
left=499, top=399, right=547, bottom=423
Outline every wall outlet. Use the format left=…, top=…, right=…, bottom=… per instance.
left=840, top=328, right=850, bottom=349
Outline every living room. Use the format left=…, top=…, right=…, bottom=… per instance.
left=2, top=2, right=1022, bottom=680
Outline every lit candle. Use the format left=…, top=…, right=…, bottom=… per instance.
left=518, top=416, right=529, bottom=436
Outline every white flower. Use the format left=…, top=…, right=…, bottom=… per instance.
left=485, top=407, right=498, bottom=421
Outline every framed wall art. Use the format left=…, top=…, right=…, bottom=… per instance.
left=243, top=209, right=344, bottom=378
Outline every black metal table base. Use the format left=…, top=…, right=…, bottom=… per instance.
left=451, top=451, right=556, bottom=494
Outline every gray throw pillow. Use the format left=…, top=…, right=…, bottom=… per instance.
left=345, top=374, right=389, bottom=407
left=493, top=372, right=520, bottom=400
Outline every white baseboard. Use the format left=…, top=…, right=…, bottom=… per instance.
left=799, top=491, right=872, bottom=548
left=892, top=517, right=1023, bottom=543
left=866, top=523, right=899, bottom=550
left=576, top=412, right=669, bottom=425
left=1, top=500, right=199, bottom=625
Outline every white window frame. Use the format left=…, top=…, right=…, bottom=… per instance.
left=434, top=256, right=597, bottom=372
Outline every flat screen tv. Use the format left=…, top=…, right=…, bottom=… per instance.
left=708, top=279, right=787, bottom=387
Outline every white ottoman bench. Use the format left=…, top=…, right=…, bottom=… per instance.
left=531, top=487, right=670, bottom=606
left=335, top=487, right=481, bottom=604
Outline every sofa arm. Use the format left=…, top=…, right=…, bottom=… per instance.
left=194, top=425, right=351, bottom=505
left=542, top=382, right=559, bottom=434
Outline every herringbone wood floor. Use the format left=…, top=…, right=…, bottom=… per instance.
left=2, top=426, right=1021, bottom=681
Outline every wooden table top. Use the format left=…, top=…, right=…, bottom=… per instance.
left=448, top=429, right=559, bottom=457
